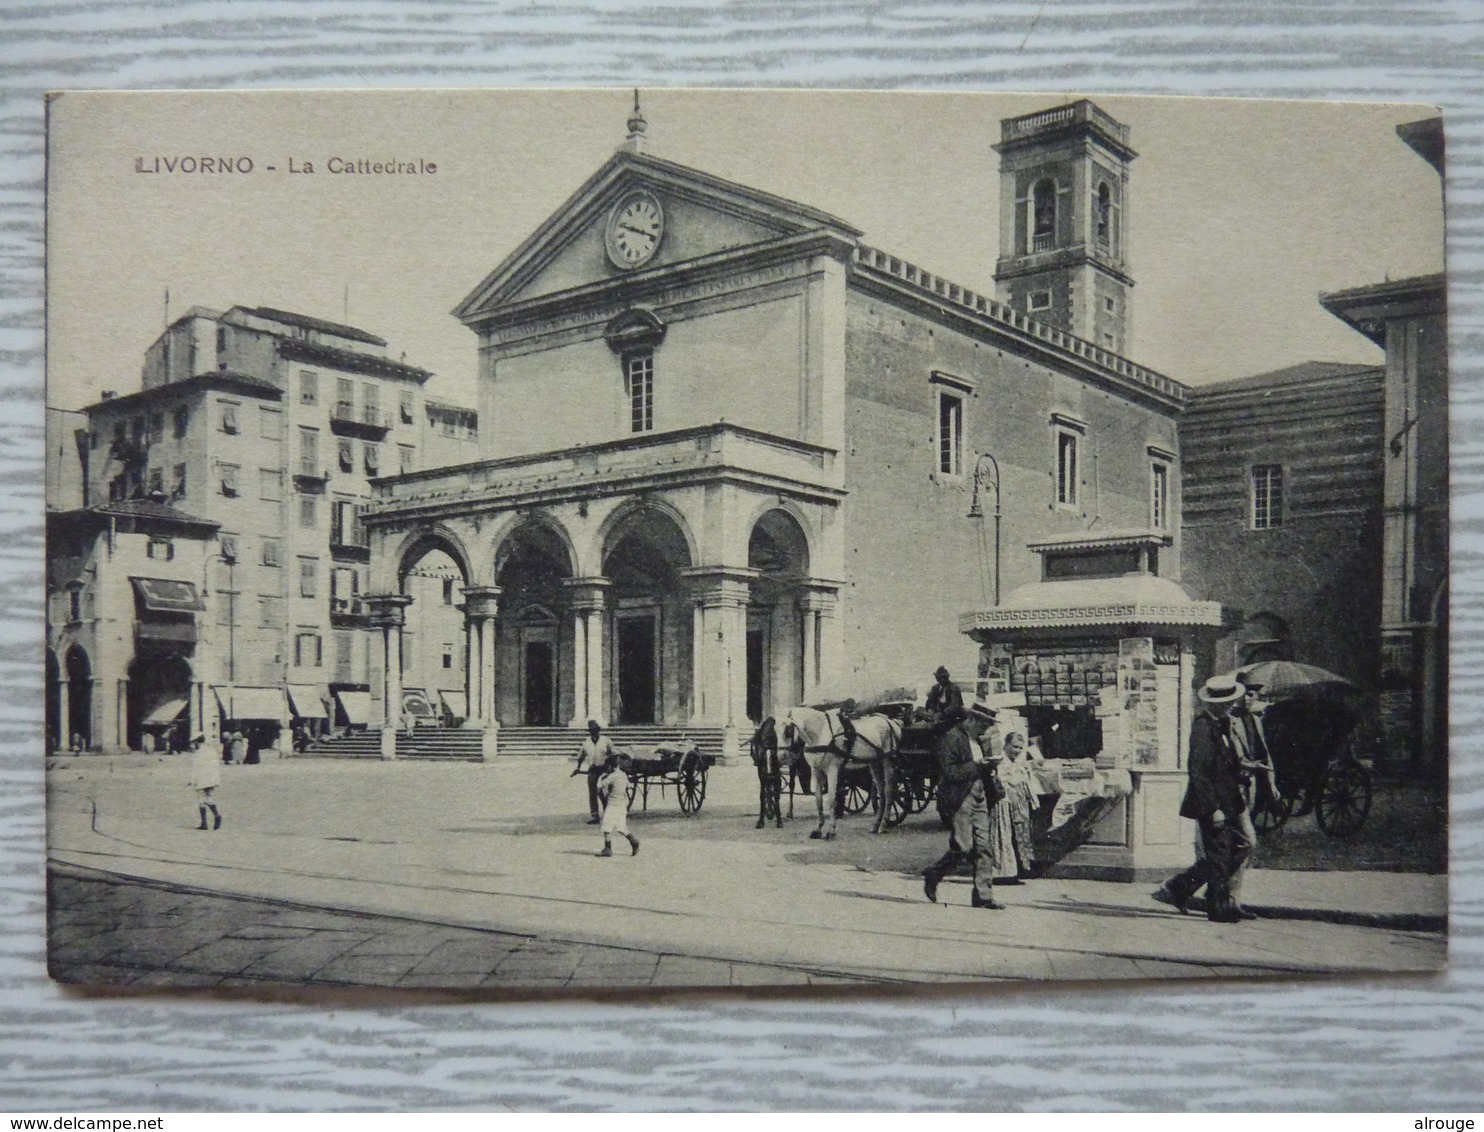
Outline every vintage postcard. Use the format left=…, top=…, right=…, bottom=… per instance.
left=43, top=89, right=1448, bottom=990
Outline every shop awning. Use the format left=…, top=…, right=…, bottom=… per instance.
left=402, top=688, right=437, bottom=719
left=142, top=696, right=187, bottom=725
left=214, top=686, right=287, bottom=721
left=130, top=577, right=205, bottom=613
left=286, top=684, right=328, bottom=719
left=438, top=690, right=467, bottom=718
left=335, top=690, right=372, bottom=726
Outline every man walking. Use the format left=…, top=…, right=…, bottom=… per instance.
left=1226, top=679, right=1278, bottom=918
left=923, top=702, right=1005, bottom=910
left=572, top=719, right=619, bottom=825
left=1152, top=676, right=1250, bottom=923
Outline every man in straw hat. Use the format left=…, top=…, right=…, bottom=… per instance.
left=922, top=700, right=1006, bottom=910
left=1151, top=675, right=1251, bottom=923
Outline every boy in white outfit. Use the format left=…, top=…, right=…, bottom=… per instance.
left=188, top=734, right=223, bottom=830
left=595, top=753, right=639, bottom=857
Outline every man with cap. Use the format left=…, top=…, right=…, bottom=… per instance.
left=924, top=666, right=965, bottom=730
left=572, top=719, right=620, bottom=825
left=187, top=733, right=223, bottom=831
left=922, top=701, right=1005, bottom=910
left=1152, top=676, right=1250, bottom=923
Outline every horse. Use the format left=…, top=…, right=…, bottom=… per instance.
left=750, top=717, right=784, bottom=829
left=781, top=706, right=902, bottom=839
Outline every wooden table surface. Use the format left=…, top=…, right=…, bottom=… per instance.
left=2, top=0, right=1481, bottom=1111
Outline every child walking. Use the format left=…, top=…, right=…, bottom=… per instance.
left=595, top=753, right=639, bottom=857
left=188, top=733, right=223, bottom=830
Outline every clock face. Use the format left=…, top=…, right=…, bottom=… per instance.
left=605, top=191, right=664, bottom=269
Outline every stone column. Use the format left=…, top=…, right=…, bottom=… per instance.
left=681, top=567, right=758, bottom=762
left=57, top=675, right=69, bottom=753
left=463, top=610, right=481, bottom=726
left=365, top=594, right=413, bottom=760
left=114, top=678, right=127, bottom=752
left=564, top=578, right=611, bottom=727
left=190, top=680, right=205, bottom=746
left=460, top=586, right=501, bottom=758
left=796, top=585, right=840, bottom=703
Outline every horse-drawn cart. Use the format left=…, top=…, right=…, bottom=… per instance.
left=623, top=741, right=712, bottom=816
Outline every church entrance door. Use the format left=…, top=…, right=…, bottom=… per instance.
left=520, top=628, right=555, bottom=726
left=615, top=614, right=657, bottom=725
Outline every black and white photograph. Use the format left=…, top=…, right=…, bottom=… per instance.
left=43, top=87, right=1448, bottom=990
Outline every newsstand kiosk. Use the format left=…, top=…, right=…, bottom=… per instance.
left=959, top=530, right=1237, bottom=881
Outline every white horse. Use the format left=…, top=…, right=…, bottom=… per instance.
left=781, top=706, right=902, bottom=840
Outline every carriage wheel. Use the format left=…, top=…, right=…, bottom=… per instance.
left=1316, top=758, right=1372, bottom=839
left=842, top=780, right=872, bottom=815
left=1251, top=781, right=1293, bottom=835
left=884, top=775, right=914, bottom=827
left=678, top=759, right=707, bottom=815
left=909, top=775, right=933, bottom=814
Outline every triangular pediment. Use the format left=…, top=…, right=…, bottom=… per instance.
left=454, top=150, right=862, bottom=323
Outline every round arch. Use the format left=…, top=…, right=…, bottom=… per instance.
left=595, top=498, right=698, bottom=575
left=393, top=526, right=474, bottom=589
left=490, top=512, right=578, bottom=584
left=744, top=503, right=814, bottom=579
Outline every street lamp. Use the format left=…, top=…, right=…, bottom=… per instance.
left=966, top=452, right=1002, bottom=606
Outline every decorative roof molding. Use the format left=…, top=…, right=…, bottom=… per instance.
left=1026, top=528, right=1172, bottom=554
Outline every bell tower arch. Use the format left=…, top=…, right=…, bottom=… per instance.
left=993, top=99, right=1137, bottom=354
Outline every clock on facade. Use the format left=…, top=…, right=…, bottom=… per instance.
left=604, top=190, right=664, bottom=269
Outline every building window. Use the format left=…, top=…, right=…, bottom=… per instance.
left=216, top=326, right=228, bottom=356
left=335, top=378, right=354, bottom=421
left=172, top=463, right=187, bottom=498
left=1251, top=464, right=1284, bottom=530
left=299, top=428, right=319, bottom=477
left=301, top=371, right=318, bottom=406
left=260, top=595, right=284, bottom=629
left=262, top=537, right=281, bottom=567
left=400, top=391, right=415, bottom=424
left=332, top=500, right=367, bottom=547
left=300, top=496, right=317, bottom=529
left=398, top=444, right=415, bottom=475
left=259, top=407, right=282, bottom=440
left=219, top=535, right=238, bottom=562
left=442, top=577, right=455, bottom=605
left=363, top=443, right=380, bottom=476
left=294, top=631, right=322, bottom=668
left=625, top=352, right=653, bottom=433
left=1031, top=178, right=1057, bottom=252
left=299, top=558, right=317, bottom=598
left=332, top=566, right=359, bottom=613
left=442, top=644, right=453, bottom=670
left=1103, top=296, right=1115, bottom=315
left=338, top=439, right=354, bottom=472
left=147, top=413, right=163, bottom=445
left=937, top=389, right=964, bottom=477
left=259, top=468, right=282, bottom=502
left=68, top=588, right=82, bottom=622
left=220, top=403, right=239, bottom=434
left=172, top=406, right=189, bottom=439
left=1050, top=417, right=1086, bottom=509
left=362, top=383, right=380, bottom=426
left=1095, top=181, right=1113, bottom=249
left=147, top=466, right=163, bottom=495
left=146, top=538, right=174, bottom=561
left=218, top=463, right=239, bottom=497
left=1028, top=290, right=1051, bottom=312
left=1151, top=461, right=1170, bottom=529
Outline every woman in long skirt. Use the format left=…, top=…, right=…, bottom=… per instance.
left=998, top=732, right=1039, bottom=879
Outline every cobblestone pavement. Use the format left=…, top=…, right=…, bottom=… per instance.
left=48, top=865, right=864, bottom=990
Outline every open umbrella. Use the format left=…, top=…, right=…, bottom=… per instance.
left=1235, top=660, right=1357, bottom=700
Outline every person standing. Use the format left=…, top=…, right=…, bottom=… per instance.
left=188, top=733, right=223, bottom=830
left=998, top=731, right=1040, bottom=880
left=572, top=719, right=619, bottom=825
left=1226, top=680, right=1277, bottom=918
left=922, top=702, right=1005, bottom=910
left=1152, top=676, right=1250, bottom=923
left=594, top=753, right=640, bottom=857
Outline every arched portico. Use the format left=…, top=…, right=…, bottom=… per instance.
left=64, top=645, right=93, bottom=751
left=397, top=537, right=469, bottom=729
left=495, top=517, right=578, bottom=727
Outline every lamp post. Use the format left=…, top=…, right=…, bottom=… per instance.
left=966, top=452, right=1002, bottom=606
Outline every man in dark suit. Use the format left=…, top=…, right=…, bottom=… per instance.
left=922, top=702, right=1004, bottom=910
left=924, top=665, right=965, bottom=729
left=1152, top=676, right=1251, bottom=924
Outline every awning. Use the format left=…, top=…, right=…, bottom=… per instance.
left=438, top=690, right=467, bottom=718
left=402, top=688, right=437, bottom=718
left=286, top=684, right=328, bottom=719
left=130, top=577, right=205, bottom=613
left=142, top=696, right=187, bottom=725
left=214, top=686, right=287, bottom=721
left=335, top=690, right=372, bottom=726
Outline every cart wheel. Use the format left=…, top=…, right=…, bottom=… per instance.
left=842, top=780, right=872, bottom=815
left=910, top=776, right=933, bottom=815
left=885, top=775, right=913, bottom=827
left=678, top=757, right=707, bottom=815
left=1251, top=783, right=1293, bottom=835
left=1316, top=758, right=1372, bottom=839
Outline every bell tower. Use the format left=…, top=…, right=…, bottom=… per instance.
left=992, top=100, right=1137, bottom=354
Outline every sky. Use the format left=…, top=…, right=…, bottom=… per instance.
left=45, top=88, right=1445, bottom=412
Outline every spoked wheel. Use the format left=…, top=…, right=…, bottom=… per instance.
left=1316, top=757, right=1372, bottom=838
left=841, top=781, right=872, bottom=815
left=1251, top=780, right=1293, bottom=835
left=677, top=756, right=707, bottom=815
left=908, top=776, right=933, bottom=814
left=884, top=775, right=915, bottom=827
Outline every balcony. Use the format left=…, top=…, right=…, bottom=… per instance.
left=293, top=465, right=329, bottom=493
left=329, top=404, right=391, bottom=440
left=329, top=595, right=369, bottom=626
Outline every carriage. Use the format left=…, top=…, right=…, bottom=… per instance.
left=1239, top=661, right=1374, bottom=840
left=837, top=716, right=941, bottom=826
left=622, top=740, right=713, bottom=816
